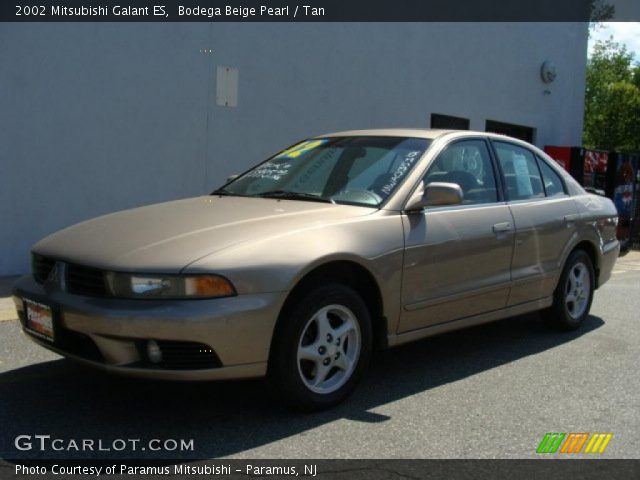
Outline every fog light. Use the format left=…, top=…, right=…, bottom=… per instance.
left=147, top=340, right=162, bottom=363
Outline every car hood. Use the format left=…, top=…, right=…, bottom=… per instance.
left=33, top=196, right=374, bottom=272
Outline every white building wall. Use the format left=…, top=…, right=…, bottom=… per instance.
left=0, top=22, right=588, bottom=275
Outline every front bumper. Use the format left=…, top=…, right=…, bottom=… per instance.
left=12, top=275, right=287, bottom=380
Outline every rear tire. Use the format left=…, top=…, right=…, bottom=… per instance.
left=545, top=249, right=595, bottom=330
left=267, top=283, right=373, bottom=411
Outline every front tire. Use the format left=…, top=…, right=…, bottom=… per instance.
left=267, top=283, right=373, bottom=411
left=546, top=249, right=595, bottom=330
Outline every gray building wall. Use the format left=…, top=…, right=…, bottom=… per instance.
left=0, top=22, right=589, bottom=275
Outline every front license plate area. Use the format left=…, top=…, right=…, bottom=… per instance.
left=24, top=299, right=55, bottom=342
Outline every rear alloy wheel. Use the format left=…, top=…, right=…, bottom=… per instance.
left=268, top=284, right=372, bottom=410
left=564, top=262, right=591, bottom=321
left=546, top=249, right=595, bottom=330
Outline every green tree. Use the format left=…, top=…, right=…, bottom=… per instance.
left=583, top=40, right=640, bottom=152
left=632, top=64, right=640, bottom=90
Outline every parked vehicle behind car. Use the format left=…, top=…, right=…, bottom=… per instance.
left=13, top=129, right=619, bottom=410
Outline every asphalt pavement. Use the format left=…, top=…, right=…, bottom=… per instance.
left=0, top=252, right=638, bottom=460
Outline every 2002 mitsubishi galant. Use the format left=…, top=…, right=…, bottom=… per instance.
left=13, top=129, right=619, bottom=410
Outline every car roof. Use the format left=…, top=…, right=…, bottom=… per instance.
left=317, top=128, right=453, bottom=139
left=317, top=128, right=518, bottom=141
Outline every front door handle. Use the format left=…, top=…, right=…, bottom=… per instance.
left=492, top=222, right=513, bottom=233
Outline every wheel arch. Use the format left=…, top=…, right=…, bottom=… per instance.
left=568, top=240, right=600, bottom=287
left=269, top=260, right=387, bottom=363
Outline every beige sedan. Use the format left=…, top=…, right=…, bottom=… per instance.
left=13, top=129, right=619, bottom=410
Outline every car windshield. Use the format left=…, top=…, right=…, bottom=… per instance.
left=215, top=136, right=432, bottom=207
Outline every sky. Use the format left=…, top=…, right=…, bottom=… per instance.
left=588, top=22, right=640, bottom=60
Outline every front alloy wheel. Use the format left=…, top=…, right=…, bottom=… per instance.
left=297, top=305, right=361, bottom=394
left=268, top=283, right=372, bottom=410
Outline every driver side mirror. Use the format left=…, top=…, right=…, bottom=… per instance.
left=405, top=182, right=464, bottom=212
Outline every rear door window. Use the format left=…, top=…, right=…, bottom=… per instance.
left=493, top=142, right=545, bottom=201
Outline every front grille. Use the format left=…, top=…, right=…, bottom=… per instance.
left=32, top=255, right=109, bottom=297
left=137, top=341, right=222, bottom=370
left=66, top=264, right=108, bottom=296
left=32, top=254, right=55, bottom=284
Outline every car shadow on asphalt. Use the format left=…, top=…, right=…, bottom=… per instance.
left=0, top=312, right=604, bottom=461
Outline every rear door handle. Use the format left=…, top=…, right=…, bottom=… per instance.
left=492, top=222, right=513, bottom=233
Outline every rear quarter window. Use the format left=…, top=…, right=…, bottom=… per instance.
left=536, top=155, right=567, bottom=197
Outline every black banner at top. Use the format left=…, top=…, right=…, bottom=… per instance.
left=2, top=0, right=640, bottom=22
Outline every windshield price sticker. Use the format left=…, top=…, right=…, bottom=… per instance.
left=276, top=139, right=328, bottom=159
left=245, top=161, right=291, bottom=181
left=380, top=151, right=421, bottom=195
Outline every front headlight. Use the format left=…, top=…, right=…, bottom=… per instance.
left=105, top=273, right=236, bottom=299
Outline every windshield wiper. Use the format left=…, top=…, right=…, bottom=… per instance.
left=254, top=190, right=334, bottom=204
left=211, top=188, right=245, bottom=197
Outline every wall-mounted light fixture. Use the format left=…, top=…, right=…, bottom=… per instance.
left=540, top=60, right=557, bottom=84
